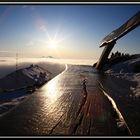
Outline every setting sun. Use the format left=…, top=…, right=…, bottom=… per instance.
left=48, top=39, right=58, bottom=48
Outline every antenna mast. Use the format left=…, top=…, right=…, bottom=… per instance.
left=15, top=52, right=19, bottom=86
left=16, top=52, right=18, bottom=72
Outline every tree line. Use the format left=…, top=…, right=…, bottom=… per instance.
left=108, top=51, right=132, bottom=66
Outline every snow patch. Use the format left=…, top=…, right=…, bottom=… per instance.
left=0, top=65, right=51, bottom=90
left=0, top=89, right=29, bottom=117
left=0, top=63, right=65, bottom=117
left=0, top=65, right=52, bottom=117
left=105, top=56, right=140, bottom=98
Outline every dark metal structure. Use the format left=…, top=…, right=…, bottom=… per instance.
left=96, top=11, right=140, bottom=70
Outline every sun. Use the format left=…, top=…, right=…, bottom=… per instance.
left=45, top=30, right=67, bottom=49
left=48, top=39, right=58, bottom=48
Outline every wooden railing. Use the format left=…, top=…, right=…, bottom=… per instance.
left=96, top=11, right=140, bottom=70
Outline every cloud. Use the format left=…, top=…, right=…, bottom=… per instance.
left=22, top=5, right=35, bottom=11
left=22, top=5, right=28, bottom=9
left=0, top=51, right=15, bottom=54
left=0, top=51, right=15, bottom=57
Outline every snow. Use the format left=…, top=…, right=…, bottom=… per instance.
left=22, top=65, right=49, bottom=80
left=0, top=88, right=30, bottom=117
left=0, top=64, right=65, bottom=117
left=0, top=63, right=65, bottom=117
left=132, top=73, right=140, bottom=98
left=105, top=56, right=140, bottom=98
left=0, top=65, right=51, bottom=90
left=0, top=88, right=29, bottom=100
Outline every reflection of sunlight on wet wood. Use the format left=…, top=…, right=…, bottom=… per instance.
left=45, top=79, right=59, bottom=104
left=43, top=65, right=67, bottom=106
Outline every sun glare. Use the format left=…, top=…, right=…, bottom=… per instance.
left=48, top=39, right=58, bottom=48
left=44, top=29, right=68, bottom=49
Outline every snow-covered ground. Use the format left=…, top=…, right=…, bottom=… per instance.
left=102, top=55, right=140, bottom=135
left=0, top=64, right=51, bottom=90
left=0, top=63, right=65, bottom=117
left=105, top=56, right=140, bottom=98
left=0, top=88, right=30, bottom=117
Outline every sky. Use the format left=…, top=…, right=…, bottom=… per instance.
left=0, top=4, right=140, bottom=60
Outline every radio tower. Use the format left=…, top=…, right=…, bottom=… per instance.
left=16, top=52, right=19, bottom=85
left=16, top=52, right=18, bottom=72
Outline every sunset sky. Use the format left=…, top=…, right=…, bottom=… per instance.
left=0, top=4, right=140, bottom=59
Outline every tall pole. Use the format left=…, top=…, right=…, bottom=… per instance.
left=16, top=52, right=18, bottom=72
left=16, top=52, right=18, bottom=86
